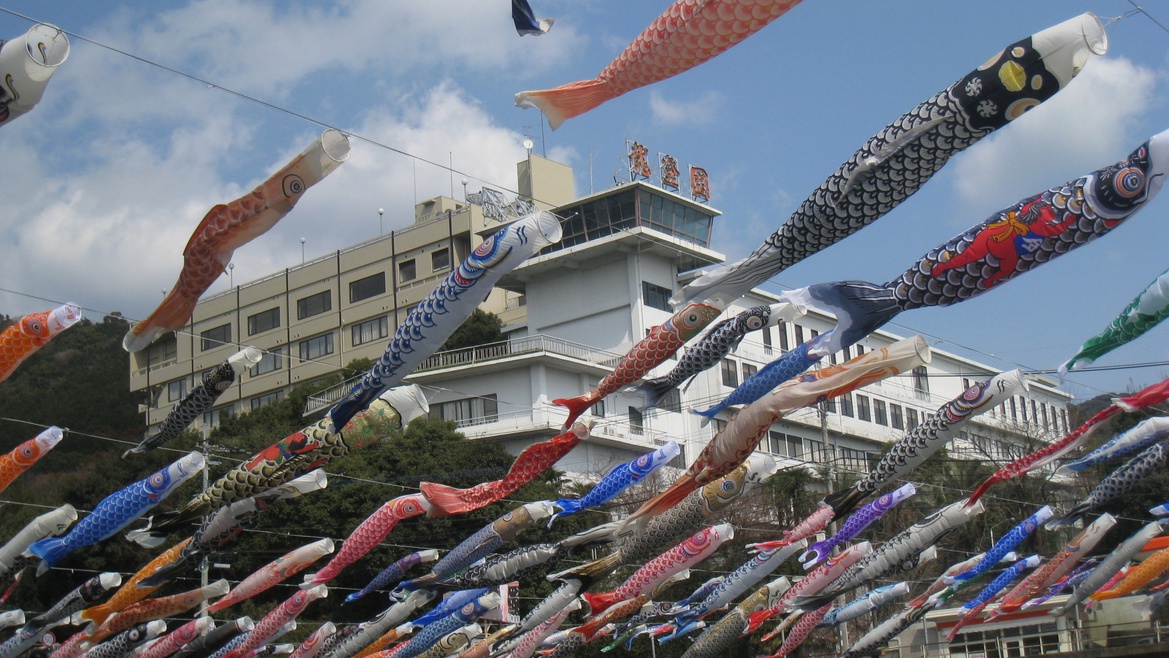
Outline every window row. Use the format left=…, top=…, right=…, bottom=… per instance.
left=429, top=394, right=499, bottom=427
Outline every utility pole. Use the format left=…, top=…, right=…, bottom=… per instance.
left=819, top=401, right=849, bottom=649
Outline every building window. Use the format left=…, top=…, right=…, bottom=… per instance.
left=203, top=405, right=232, bottom=428
left=666, top=445, right=687, bottom=470
left=856, top=394, right=872, bottom=422
left=912, top=366, right=930, bottom=401
left=398, top=259, right=417, bottom=282
left=794, top=324, right=805, bottom=345
left=840, top=448, right=869, bottom=472
left=713, top=419, right=728, bottom=434
left=1031, top=399, right=1038, bottom=424
left=721, top=359, right=739, bottom=388
left=661, top=389, right=682, bottom=414
left=200, top=323, right=232, bottom=351
left=1061, top=408, right=1069, bottom=433
left=643, top=282, right=672, bottom=312
left=874, top=399, right=888, bottom=426
left=250, top=391, right=284, bottom=410
left=840, top=394, right=854, bottom=418
left=349, top=272, right=386, bottom=303
left=351, top=316, right=390, bottom=346
left=431, top=394, right=499, bottom=426
left=822, top=397, right=836, bottom=413
left=890, top=403, right=904, bottom=430
left=1010, top=397, right=1018, bottom=422
left=167, top=379, right=188, bottom=402
left=298, top=332, right=334, bottom=361
left=247, top=307, right=280, bottom=336
left=590, top=399, right=605, bottom=417
left=806, top=439, right=826, bottom=463
left=741, top=362, right=758, bottom=380
left=778, top=320, right=790, bottom=351
left=250, top=348, right=283, bottom=376
left=769, top=431, right=804, bottom=460
left=297, top=290, right=332, bottom=320
left=1040, top=403, right=1050, bottom=430
left=906, top=408, right=919, bottom=430
left=147, top=339, right=178, bottom=367
left=762, top=327, right=772, bottom=354
left=432, top=248, right=451, bottom=272
left=629, top=407, right=644, bottom=436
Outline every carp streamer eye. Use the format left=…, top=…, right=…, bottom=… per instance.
left=1113, top=167, right=1146, bottom=198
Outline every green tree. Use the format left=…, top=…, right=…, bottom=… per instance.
left=439, top=309, right=503, bottom=351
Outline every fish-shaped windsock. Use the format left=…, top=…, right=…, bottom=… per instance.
left=512, top=0, right=553, bottom=36
left=1025, top=560, right=1097, bottom=610
left=583, top=524, right=734, bottom=616
left=420, top=422, right=589, bottom=517
left=677, top=577, right=791, bottom=658
left=208, top=539, right=333, bottom=613
left=327, top=589, right=434, bottom=658
left=1061, top=266, right=1169, bottom=377
left=947, top=555, right=1042, bottom=642
left=85, top=620, right=167, bottom=658
left=125, top=130, right=350, bottom=352
left=744, top=542, right=872, bottom=635
left=910, top=551, right=1009, bottom=609
left=0, top=427, right=64, bottom=495
left=345, top=549, right=440, bottom=604
left=825, top=370, right=1027, bottom=516
left=87, top=579, right=229, bottom=645
left=398, top=501, right=555, bottom=592
left=494, top=581, right=582, bottom=648
left=615, top=455, right=774, bottom=565
left=133, top=387, right=424, bottom=543
left=792, top=498, right=985, bottom=611
left=838, top=606, right=929, bottom=658
left=418, top=623, right=481, bottom=658
left=505, top=600, right=580, bottom=658
left=0, top=611, right=22, bottom=632
left=752, top=507, right=835, bottom=554
left=0, top=303, right=80, bottom=384
left=76, top=538, right=192, bottom=630
left=550, top=441, right=679, bottom=524
left=328, top=212, right=560, bottom=429
left=456, top=625, right=519, bottom=658
left=516, top=0, right=803, bottom=130
left=210, top=621, right=297, bottom=658
left=637, top=304, right=801, bottom=409
left=135, top=617, right=214, bottom=658
left=674, top=13, right=1107, bottom=307
left=992, top=514, right=1116, bottom=619
left=669, top=576, right=725, bottom=614
left=142, top=470, right=328, bottom=586
left=29, top=452, right=203, bottom=573
left=173, top=617, right=255, bottom=658
left=1053, top=518, right=1169, bottom=615
left=221, top=586, right=327, bottom=658
left=627, top=335, right=928, bottom=529
left=969, top=375, right=1169, bottom=506
left=1091, top=543, right=1169, bottom=601
left=765, top=603, right=831, bottom=657
left=124, top=347, right=262, bottom=457
left=432, top=543, right=563, bottom=592
left=819, top=582, right=911, bottom=628
left=947, top=506, right=1052, bottom=584
left=0, top=23, right=70, bottom=127
left=288, top=621, right=335, bottom=658
left=302, top=493, right=429, bottom=588
left=665, top=539, right=807, bottom=639
left=553, top=302, right=722, bottom=428
left=1050, top=441, right=1169, bottom=528
left=1057, top=416, right=1169, bottom=475
left=28, top=572, right=121, bottom=631
left=394, top=592, right=500, bottom=658
left=0, top=504, right=75, bottom=575
left=802, top=484, right=916, bottom=568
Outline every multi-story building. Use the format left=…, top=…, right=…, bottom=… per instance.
left=129, top=151, right=1072, bottom=481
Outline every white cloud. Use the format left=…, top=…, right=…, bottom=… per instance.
left=950, top=57, right=1159, bottom=218
left=648, top=90, right=725, bottom=127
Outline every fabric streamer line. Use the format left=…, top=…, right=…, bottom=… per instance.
left=0, top=303, right=80, bottom=384
left=327, top=211, right=561, bottom=430
left=515, top=0, right=804, bottom=130
left=674, top=12, right=1106, bottom=307
left=1061, top=265, right=1169, bottom=377
left=124, top=347, right=262, bottom=457
left=124, top=129, right=351, bottom=352
left=0, top=23, right=69, bottom=127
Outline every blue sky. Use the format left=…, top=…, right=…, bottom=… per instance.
left=2, top=1, right=1169, bottom=401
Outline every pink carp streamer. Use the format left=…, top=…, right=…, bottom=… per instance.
left=763, top=603, right=830, bottom=655
left=209, top=539, right=333, bottom=613
left=302, top=495, right=429, bottom=587
left=751, top=506, right=834, bottom=552
left=134, top=616, right=213, bottom=658
left=967, top=377, right=1169, bottom=506
left=0, top=303, right=80, bottom=384
left=419, top=422, right=590, bottom=516
left=744, top=542, right=872, bottom=635
left=124, top=130, right=350, bottom=352
left=222, top=586, right=327, bottom=658
left=516, top=0, right=804, bottom=129
left=553, top=304, right=720, bottom=428
left=624, top=335, right=929, bottom=532
left=0, top=427, right=63, bottom=495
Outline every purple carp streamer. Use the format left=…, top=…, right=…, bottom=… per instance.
left=825, top=370, right=1026, bottom=515
left=328, top=212, right=561, bottom=429
left=345, top=549, right=439, bottom=604
left=1061, top=265, right=1169, bottom=376
left=124, top=347, right=262, bottom=457
left=0, top=23, right=70, bottom=127
left=675, top=13, right=1106, bottom=306
left=801, top=483, right=915, bottom=567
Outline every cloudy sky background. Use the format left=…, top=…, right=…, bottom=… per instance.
left=2, top=0, right=1169, bottom=400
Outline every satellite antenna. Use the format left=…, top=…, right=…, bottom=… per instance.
left=523, top=138, right=534, bottom=155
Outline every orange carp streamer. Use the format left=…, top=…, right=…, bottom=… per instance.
left=0, top=303, right=80, bottom=384
left=124, top=130, right=350, bottom=352
left=516, top=0, right=804, bottom=129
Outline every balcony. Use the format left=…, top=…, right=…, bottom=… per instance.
left=303, top=334, right=624, bottom=416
